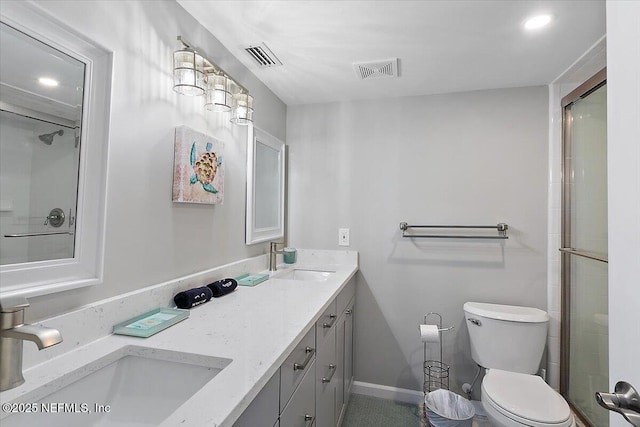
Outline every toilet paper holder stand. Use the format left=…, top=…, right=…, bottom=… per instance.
left=422, top=312, right=454, bottom=394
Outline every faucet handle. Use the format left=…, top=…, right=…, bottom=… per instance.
left=0, top=295, right=29, bottom=313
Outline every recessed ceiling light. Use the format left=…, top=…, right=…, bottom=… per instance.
left=38, top=77, right=59, bottom=87
left=524, top=14, right=552, bottom=30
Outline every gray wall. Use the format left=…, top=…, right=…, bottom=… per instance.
left=286, top=86, right=549, bottom=394
left=23, top=0, right=286, bottom=321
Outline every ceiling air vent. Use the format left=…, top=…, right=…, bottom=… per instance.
left=353, top=58, right=399, bottom=80
left=244, top=43, right=282, bottom=68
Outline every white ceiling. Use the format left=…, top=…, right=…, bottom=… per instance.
left=178, top=0, right=606, bottom=106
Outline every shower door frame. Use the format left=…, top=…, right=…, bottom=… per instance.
left=560, top=67, right=607, bottom=427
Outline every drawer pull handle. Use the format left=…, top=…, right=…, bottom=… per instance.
left=304, top=414, right=315, bottom=425
left=293, top=346, right=315, bottom=371
left=323, top=313, right=337, bottom=328
left=345, top=308, right=353, bottom=315
left=322, top=364, right=337, bottom=383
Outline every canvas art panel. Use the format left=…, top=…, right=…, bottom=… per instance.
left=173, top=126, right=225, bottom=204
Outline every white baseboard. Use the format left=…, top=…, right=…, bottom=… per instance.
left=351, top=381, right=424, bottom=405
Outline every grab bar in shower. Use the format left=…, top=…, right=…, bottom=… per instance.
left=399, top=222, right=509, bottom=239
left=4, top=231, right=75, bottom=238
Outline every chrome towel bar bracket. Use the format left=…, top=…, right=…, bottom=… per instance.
left=399, top=222, right=508, bottom=239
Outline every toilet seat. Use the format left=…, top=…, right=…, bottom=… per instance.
left=482, top=369, right=573, bottom=427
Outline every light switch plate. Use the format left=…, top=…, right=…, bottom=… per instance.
left=338, top=228, right=350, bottom=246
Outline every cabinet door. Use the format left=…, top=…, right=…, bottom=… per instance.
left=233, top=369, right=280, bottom=427
left=281, top=360, right=316, bottom=427
left=316, top=326, right=336, bottom=427
left=335, top=315, right=345, bottom=427
left=344, top=300, right=354, bottom=397
left=336, top=298, right=354, bottom=427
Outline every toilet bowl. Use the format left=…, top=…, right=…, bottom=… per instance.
left=481, top=369, right=575, bottom=427
left=463, top=302, right=575, bottom=427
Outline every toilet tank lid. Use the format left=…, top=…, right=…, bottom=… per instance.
left=463, top=302, right=549, bottom=323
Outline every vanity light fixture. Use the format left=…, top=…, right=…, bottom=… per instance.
left=173, top=47, right=206, bottom=96
left=524, top=14, right=552, bottom=30
left=174, top=36, right=252, bottom=125
left=205, top=74, right=232, bottom=112
left=230, top=92, right=254, bottom=125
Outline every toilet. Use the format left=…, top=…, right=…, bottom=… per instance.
left=463, top=302, right=575, bottom=427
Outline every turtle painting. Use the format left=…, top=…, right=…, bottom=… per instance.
left=173, top=126, right=225, bottom=204
left=190, top=141, right=222, bottom=194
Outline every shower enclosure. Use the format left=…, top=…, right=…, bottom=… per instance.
left=560, top=69, right=608, bottom=427
left=0, top=111, right=80, bottom=265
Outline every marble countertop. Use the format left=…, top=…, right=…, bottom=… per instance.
left=0, top=250, right=358, bottom=427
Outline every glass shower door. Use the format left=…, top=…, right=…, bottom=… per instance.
left=561, top=74, right=608, bottom=427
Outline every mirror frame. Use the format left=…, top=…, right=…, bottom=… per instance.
left=246, top=126, right=286, bottom=245
left=0, top=2, right=111, bottom=298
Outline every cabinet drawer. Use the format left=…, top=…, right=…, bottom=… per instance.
left=281, top=327, right=316, bottom=413
left=316, top=299, right=338, bottom=343
left=280, top=359, right=316, bottom=427
left=337, top=277, right=355, bottom=316
left=233, top=369, right=280, bottom=427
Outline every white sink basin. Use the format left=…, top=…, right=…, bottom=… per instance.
left=2, top=346, right=231, bottom=427
left=278, top=269, right=335, bottom=282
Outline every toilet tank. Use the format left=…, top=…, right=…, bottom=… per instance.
left=464, top=302, right=549, bottom=374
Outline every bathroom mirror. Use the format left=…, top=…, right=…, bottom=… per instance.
left=246, top=127, right=285, bottom=244
left=0, top=21, right=84, bottom=265
left=0, top=2, right=111, bottom=298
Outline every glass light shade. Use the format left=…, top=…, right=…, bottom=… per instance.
left=173, top=49, right=205, bottom=96
left=230, top=93, right=254, bottom=125
left=204, top=75, right=232, bottom=112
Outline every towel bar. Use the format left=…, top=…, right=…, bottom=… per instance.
left=4, top=231, right=74, bottom=238
left=399, top=222, right=508, bottom=239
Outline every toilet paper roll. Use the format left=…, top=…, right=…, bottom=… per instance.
left=420, top=324, right=440, bottom=343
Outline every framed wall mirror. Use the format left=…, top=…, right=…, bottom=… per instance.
left=0, top=2, right=111, bottom=298
left=246, top=127, right=285, bottom=245
left=0, top=21, right=84, bottom=265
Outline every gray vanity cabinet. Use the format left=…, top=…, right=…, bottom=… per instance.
left=233, top=277, right=356, bottom=427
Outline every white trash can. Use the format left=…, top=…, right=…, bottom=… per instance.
left=424, top=389, right=475, bottom=427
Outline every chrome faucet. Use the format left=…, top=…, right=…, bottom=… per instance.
left=0, top=296, right=62, bottom=392
left=269, top=242, right=285, bottom=271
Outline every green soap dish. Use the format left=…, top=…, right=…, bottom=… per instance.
left=113, top=307, right=189, bottom=338
left=236, top=273, right=269, bottom=287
